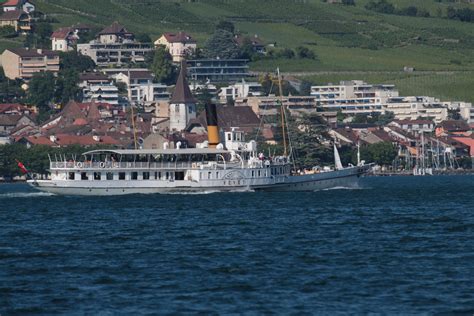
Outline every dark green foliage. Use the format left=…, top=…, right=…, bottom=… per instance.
left=365, top=0, right=395, bottom=14
left=59, top=51, right=95, bottom=73
left=295, top=46, right=316, bottom=59
left=25, top=22, right=53, bottom=48
left=204, top=29, right=241, bottom=59
left=351, top=111, right=395, bottom=126
left=360, top=142, right=397, bottom=166
left=341, top=0, right=355, bottom=6
left=0, top=25, right=16, bottom=38
left=287, top=113, right=333, bottom=168
left=136, top=33, right=152, bottom=43
left=239, top=37, right=257, bottom=60
left=0, top=144, right=111, bottom=179
left=55, top=69, right=80, bottom=105
left=151, top=45, right=176, bottom=85
left=0, top=67, right=25, bottom=103
left=215, top=20, right=235, bottom=34
left=277, top=48, right=295, bottom=59
left=446, top=6, right=474, bottom=22
left=27, top=71, right=56, bottom=110
left=115, top=81, right=127, bottom=95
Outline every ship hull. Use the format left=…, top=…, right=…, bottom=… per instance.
left=27, top=166, right=368, bottom=196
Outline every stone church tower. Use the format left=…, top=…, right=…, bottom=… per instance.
left=169, top=61, right=196, bottom=131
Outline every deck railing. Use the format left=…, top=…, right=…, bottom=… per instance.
left=50, top=161, right=225, bottom=170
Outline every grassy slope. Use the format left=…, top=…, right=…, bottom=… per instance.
left=3, top=0, right=474, bottom=101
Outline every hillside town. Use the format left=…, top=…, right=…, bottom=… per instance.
left=0, top=0, right=473, bottom=179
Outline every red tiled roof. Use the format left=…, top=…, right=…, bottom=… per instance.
left=127, top=70, right=153, bottom=80
left=0, top=9, right=24, bottom=21
left=50, top=27, right=74, bottom=39
left=2, top=0, right=20, bottom=7
left=438, top=120, right=470, bottom=131
left=24, top=135, right=56, bottom=146
left=162, top=32, right=195, bottom=44
left=54, top=134, right=120, bottom=146
left=453, top=137, right=474, bottom=156
left=79, top=72, right=109, bottom=81
left=6, top=48, right=42, bottom=57
left=0, top=103, right=29, bottom=114
left=98, top=22, right=131, bottom=35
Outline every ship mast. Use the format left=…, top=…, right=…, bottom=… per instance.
left=277, top=68, right=287, bottom=157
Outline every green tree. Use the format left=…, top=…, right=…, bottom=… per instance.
left=295, top=46, right=316, bottom=59
left=136, top=33, right=152, bottom=43
left=27, top=71, right=56, bottom=110
left=59, top=51, right=95, bottom=73
left=204, top=29, right=240, bottom=59
left=239, top=37, right=256, bottom=60
left=0, top=25, right=16, bottom=38
left=151, top=45, right=176, bottom=84
left=361, top=142, right=397, bottom=165
left=55, top=69, right=80, bottom=105
left=215, top=20, right=235, bottom=34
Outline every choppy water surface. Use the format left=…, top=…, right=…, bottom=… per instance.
left=1, top=176, right=473, bottom=314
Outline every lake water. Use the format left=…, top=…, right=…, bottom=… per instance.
left=1, top=176, right=473, bottom=314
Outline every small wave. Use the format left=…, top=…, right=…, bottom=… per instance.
left=320, top=186, right=365, bottom=191
left=0, top=192, right=55, bottom=199
left=165, top=189, right=254, bottom=195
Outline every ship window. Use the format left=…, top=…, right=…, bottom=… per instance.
left=258, top=170, right=261, bottom=177
left=131, top=172, right=138, bottom=180
left=119, top=172, right=126, bottom=180
left=68, top=172, right=75, bottom=180
left=158, top=172, right=162, bottom=179
left=106, top=172, right=113, bottom=180
left=81, top=172, right=88, bottom=180
left=166, top=172, right=169, bottom=180
left=94, top=172, right=101, bottom=180
left=175, top=171, right=184, bottom=180
left=154, top=172, right=158, bottom=179
left=252, top=170, right=255, bottom=177
left=216, top=172, right=219, bottom=178
left=143, top=172, right=150, bottom=180
left=208, top=171, right=212, bottom=179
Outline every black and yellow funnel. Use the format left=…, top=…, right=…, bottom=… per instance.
left=205, top=103, right=219, bottom=148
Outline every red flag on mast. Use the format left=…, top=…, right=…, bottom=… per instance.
left=16, top=160, right=28, bottom=174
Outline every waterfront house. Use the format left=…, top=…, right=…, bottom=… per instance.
left=155, top=32, right=196, bottom=63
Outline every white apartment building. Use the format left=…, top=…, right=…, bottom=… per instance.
left=383, top=96, right=448, bottom=123
left=219, top=81, right=263, bottom=102
left=83, top=83, right=119, bottom=105
left=444, top=101, right=474, bottom=124
left=114, top=70, right=170, bottom=105
left=311, top=80, right=399, bottom=113
left=77, top=22, right=152, bottom=67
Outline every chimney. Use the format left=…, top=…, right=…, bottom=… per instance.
left=205, top=103, right=219, bottom=148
